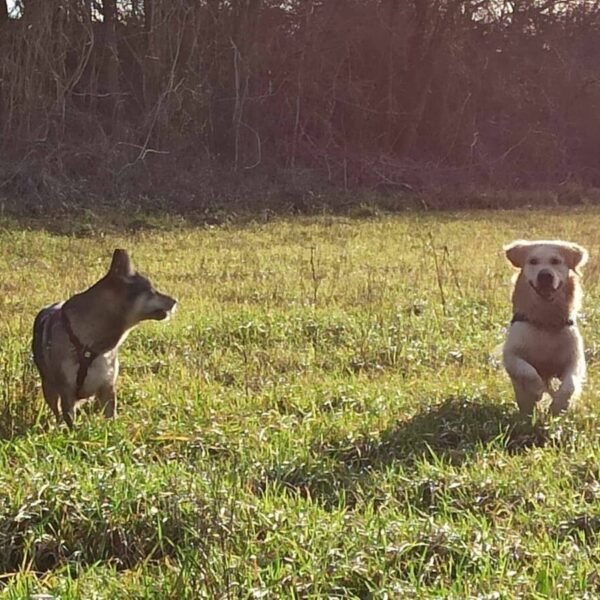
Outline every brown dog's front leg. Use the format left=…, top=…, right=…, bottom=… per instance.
left=60, top=393, right=76, bottom=429
left=98, top=385, right=117, bottom=419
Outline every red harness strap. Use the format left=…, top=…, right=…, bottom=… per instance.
left=59, top=309, right=99, bottom=398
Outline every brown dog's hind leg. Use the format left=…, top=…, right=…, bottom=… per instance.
left=41, top=380, right=61, bottom=421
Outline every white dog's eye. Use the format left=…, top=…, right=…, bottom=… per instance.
left=529, top=258, right=539, bottom=265
left=550, top=257, right=561, bottom=265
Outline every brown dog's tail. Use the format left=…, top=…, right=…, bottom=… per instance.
left=32, top=303, right=61, bottom=372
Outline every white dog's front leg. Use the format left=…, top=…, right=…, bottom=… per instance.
left=504, top=355, right=544, bottom=415
left=550, top=370, right=583, bottom=415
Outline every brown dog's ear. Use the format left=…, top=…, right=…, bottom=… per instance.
left=504, top=240, right=530, bottom=268
left=559, top=243, right=589, bottom=271
left=108, top=249, right=135, bottom=278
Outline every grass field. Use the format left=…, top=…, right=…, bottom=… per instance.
left=2, top=209, right=600, bottom=598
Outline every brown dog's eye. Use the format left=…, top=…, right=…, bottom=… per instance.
left=550, top=257, right=561, bottom=265
left=529, top=258, right=539, bottom=265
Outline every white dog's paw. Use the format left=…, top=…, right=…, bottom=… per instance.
left=549, top=389, right=576, bottom=415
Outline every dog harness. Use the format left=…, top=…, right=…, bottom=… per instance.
left=59, top=309, right=100, bottom=398
left=511, top=312, right=574, bottom=329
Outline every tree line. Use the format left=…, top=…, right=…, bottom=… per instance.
left=1, top=0, right=599, bottom=197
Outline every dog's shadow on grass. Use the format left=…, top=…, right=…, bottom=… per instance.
left=333, top=396, right=551, bottom=467
left=263, top=397, right=559, bottom=508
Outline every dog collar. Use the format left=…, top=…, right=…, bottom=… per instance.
left=511, top=312, right=574, bottom=329
left=59, top=309, right=99, bottom=398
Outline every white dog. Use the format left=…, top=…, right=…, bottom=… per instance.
left=502, top=239, right=589, bottom=415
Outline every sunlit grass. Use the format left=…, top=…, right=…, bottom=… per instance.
left=1, top=208, right=600, bottom=597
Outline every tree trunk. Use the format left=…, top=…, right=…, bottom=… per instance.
left=142, top=0, right=159, bottom=110
left=385, top=0, right=400, bottom=152
left=22, top=0, right=44, bottom=22
left=101, top=0, right=120, bottom=126
left=0, top=0, right=8, bottom=27
left=399, top=0, right=454, bottom=156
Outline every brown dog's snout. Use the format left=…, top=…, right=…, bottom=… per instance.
left=163, top=294, right=177, bottom=311
left=537, top=269, right=554, bottom=287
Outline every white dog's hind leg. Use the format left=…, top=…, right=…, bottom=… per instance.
left=505, top=356, right=544, bottom=415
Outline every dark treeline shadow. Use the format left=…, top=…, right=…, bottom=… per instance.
left=1, top=1, right=600, bottom=210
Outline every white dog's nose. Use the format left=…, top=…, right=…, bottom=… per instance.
left=537, top=270, right=553, bottom=287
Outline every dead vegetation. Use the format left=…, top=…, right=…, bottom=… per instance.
left=2, top=1, right=600, bottom=211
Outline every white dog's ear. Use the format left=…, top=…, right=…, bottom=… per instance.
left=504, top=240, right=530, bottom=268
left=559, top=243, right=589, bottom=271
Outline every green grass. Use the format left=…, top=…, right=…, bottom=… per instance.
left=2, top=208, right=600, bottom=598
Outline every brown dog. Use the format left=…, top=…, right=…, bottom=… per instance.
left=502, top=240, right=588, bottom=415
left=32, top=249, right=176, bottom=427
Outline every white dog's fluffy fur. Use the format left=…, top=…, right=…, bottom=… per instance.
left=502, top=239, right=589, bottom=415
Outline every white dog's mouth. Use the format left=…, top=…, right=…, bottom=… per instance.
left=529, top=279, right=562, bottom=301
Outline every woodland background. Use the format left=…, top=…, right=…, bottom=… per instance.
left=1, top=0, right=600, bottom=212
